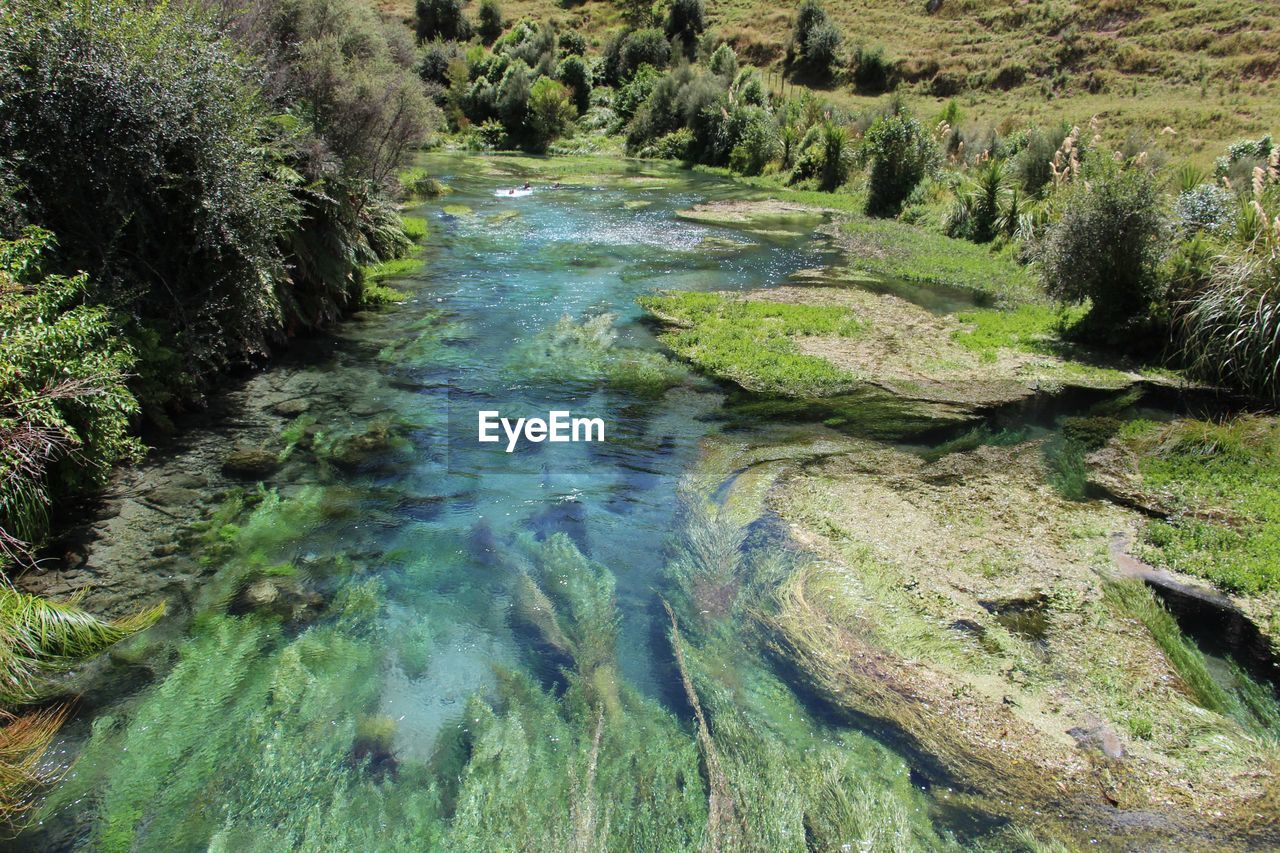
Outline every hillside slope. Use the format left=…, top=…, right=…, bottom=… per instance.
left=380, top=0, right=1279, bottom=161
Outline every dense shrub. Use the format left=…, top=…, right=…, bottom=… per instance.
left=851, top=44, right=892, bottom=92
left=1037, top=158, right=1169, bottom=327
left=620, top=28, right=672, bottom=78
left=478, top=0, right=504, bottom=43
left=559, top=30, right=587, bottom=56
left=419, top=39, right=464, bottom=86
left=498, top=60, right=534, bottom=138
left=1175, top=185, right=1234, bottom=234
left=0, top=230, right=141, bottom=561
left=708, top=43, right=739, bottom=79
left=862, top=111, right=938, bottom=216
left=528, top=77, right=577, bottom=149
left=494, top=18, right=557, bottom=76
left=665, top=0, right=706, bottom=58
left=0, top=0, right=295, bottom=396
left=557, top=54, right=593, bottom=114
left=416, top=0, right=470, bottom=41
left=789, top=0, right=842, bottom=81
left=791, top=120, right=852, bottom=191
left=1014, top=123, right=1071, bottom=196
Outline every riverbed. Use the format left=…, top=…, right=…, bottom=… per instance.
left=16, top=153, right=1278, bottom=850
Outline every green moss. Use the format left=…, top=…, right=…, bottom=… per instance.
left=952, top=304, right=1082, bottom=361
left=839, top=216, right=1037, bottom=304
left=640, top=291, right=863, bottom=397
left=1122, top=416, right=1280, bottom=594
left=399, top=215, right=428, bottom=242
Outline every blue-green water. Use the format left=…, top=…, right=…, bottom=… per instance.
left=18, top=154, right=982, bottom=850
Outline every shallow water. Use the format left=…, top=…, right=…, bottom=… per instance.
left=19, top=154, right=1273, bottom=850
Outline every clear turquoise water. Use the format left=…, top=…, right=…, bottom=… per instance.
left=19, top=154, right=985, bottom=850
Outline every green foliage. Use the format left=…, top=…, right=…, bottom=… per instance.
left=0, top=231, right=142, bottom=562
left=622, top=28, right=672, bottom=79
left=1037, top=157, right=1169, bottom=327
left=790, top=120, right=852, bottom=191
left=708, top=43, right=738, bottom=79
left=477, top=0, right=504, bottom=43
left=1013, top=123, right=1070, bottom=197
left=0, top=0, right=294, bottom=393
left=1123, top=417, right=1280, bottom=595
left=945, top=158, right=1017, bottom=243
left=556, top=53, right=594, bottom=114
left=838, top=216, right=1037, bottom=303
left=640, top=291, right=863, bottom=396
left=862, top=110, right=938, bottom=216
left=789, top=0, right=842, bottom=81
left=0, top=588, right=164, bottom=706
left=1177, top=185, right=1280, bottom=402
left=528, top=77, right=577, bottom=150
left=1101, top=578, right=1280, bottom=736
left=952, top=303, right=1084, bottom=361
left=416, top=0, right=470, bottom=42
left=665, top=0, right=706, bottom=58
left=851, top=44, right=892, bottom=93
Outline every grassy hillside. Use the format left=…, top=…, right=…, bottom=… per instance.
left=379, top=0, right=1279, bottom=163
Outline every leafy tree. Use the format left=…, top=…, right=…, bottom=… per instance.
left=709, top=43, right=738, bottom=78
left=477, top=0, right=504, bottom=43
left=862, top=110, right=938, bottom=215
left=791, top=120, right=852, bottom=191
left=497, top=60, right=533, bottom=140
left=1038, top=157, right=1169, bottom=327
left=789, top=0, right=841, bottom=80
left=557, top=54, right=594, bottom=114
left=0, top=0, right=295, bottom=399
left=621, top=28, right=672, bottom=78
left=559, top=30, right=587, bottom=56
left=416, top=0, right=470, bottom=42
left=529, top=77, right=577, bottom=150
left=665, top=0, right=705, bottom=58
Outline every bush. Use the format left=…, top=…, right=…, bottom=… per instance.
left=708, top=43, right=738, bottom=78
left=497, top=60, right=533, bottom=140
left=790, top=120, right=852, bottom=191
left=559, top=30, right=586, bottom=56
left=0, top=230, right=142, bottom=560
left=416, top=0, right=470, bottom=41
left=728, top=108, right=780, bottom=176
left=1014, top=123, right=1071, bottom=197
left=1175, top=185, right=1233, bottom=234
left=1037, top=158, right=1169, bottom=327
left=0, top=0, right=295, bottom=397
left=665, top=0, right=705, bottom=58
left=528, top=77, right=576, bottom=150
left=418, top=38, right=464, bottom=86
left=621, top=28, right=672, bottom=78
left=477, top=0, right=504, bottom=43
left=862, top=111, right=938, bottom=216
left=556, top=54, right=593, bottom=114
left=790, top=0, right=842, bottom=81
left=852, top=44, right=891, bottom=92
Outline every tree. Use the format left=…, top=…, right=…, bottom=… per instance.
left=708, top=43, right=738, bottom=78
left=665, top=0, right=705, bottom=58
left=1038, top=158, right=1169, bottom=327
left=862, top=111, right=938, bottom=216
left=478, top=0, right=504, bottom=43
left=497, top=60, right=533, bottom=139
left=529, top=77, right=577, bottom=150
left=416, top=0, right=470, bottom=42
left=557, top=54, right=594, bottom=114
left=621, top=28, right=672, bottom=78
left=789, top=0, right=842, bottom=81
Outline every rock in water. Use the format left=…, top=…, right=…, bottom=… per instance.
left=222, top=446, right=281, bottom=479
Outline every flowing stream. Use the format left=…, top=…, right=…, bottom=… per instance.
left=19, top=154, right=1255, bottom=850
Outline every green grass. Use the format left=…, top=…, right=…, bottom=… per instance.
left=640, top=290, right=863, bottom=397
left=1122, top=416, right=1280, bottom=594
left=399, top=215, right=428, bottom=241
left=838, top=217, right=1037, bottom=304
left=952, top=304, right=1082, bottom=361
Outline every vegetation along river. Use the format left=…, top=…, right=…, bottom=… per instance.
left=15, top=154, right=1280, bottom=850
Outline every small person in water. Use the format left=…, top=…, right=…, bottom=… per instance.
left=521, top=182, right=531, bottom=190
left=507, top=188, right=515, bottom=195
